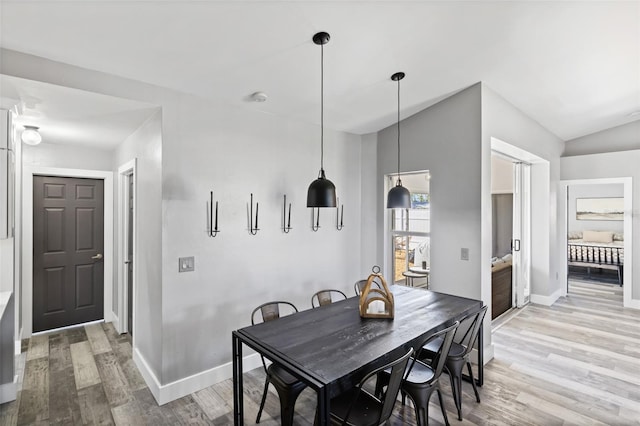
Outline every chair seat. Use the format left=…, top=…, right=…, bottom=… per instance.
left=329, top=388, right=383, bottom=426
left=268, top=364, right=306, bottom=389
left=423, top=338, right=466, bottom=359
left=404, top=360, right=436, bottom=385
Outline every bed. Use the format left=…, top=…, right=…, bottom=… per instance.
left=567, top=230, right=624, bottom=285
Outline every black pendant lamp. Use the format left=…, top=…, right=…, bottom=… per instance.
left=387, top=72, right=411, bottom=209
left=307, top=31, right=337, bottom=208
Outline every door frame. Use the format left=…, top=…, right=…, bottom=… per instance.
left=116, top=159, right=136, bottom=336
left=22, top=166, right=113, bottom=337
left=559, top=177, right=634, bottom=308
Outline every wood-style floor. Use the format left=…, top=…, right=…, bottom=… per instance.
left=2, top=280, right=639, bottom=425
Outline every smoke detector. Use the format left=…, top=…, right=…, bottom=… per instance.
left=250, top=92, right=268, bottom=102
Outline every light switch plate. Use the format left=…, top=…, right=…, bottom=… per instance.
left=461, top=248, right=469, bottom=261
left=179, top=256, right=195, bottom=272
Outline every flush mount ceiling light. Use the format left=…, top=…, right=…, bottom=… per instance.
left=21, top=125, right=42, bottom=146
left=307, top=31, right=337, bottom=208
left=387, top=72, right=411, bottom=209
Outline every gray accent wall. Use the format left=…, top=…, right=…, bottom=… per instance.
left=563, top=120, right=640, bottom=157
left=377, top=84, right=483, bottom=299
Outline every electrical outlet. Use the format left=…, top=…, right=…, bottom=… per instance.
left=461, top=248, right=469, bottom=261
left=179, top=256, right=195, bottom=272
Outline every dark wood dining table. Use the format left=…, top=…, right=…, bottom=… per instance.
left=232, top=285, right=484, bottom=425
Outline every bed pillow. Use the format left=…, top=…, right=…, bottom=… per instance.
left=567, top=231, right=582, bottom=240
left=582, top=230, right=613, bottom=243
left=613, top=232, right=624, bottom=241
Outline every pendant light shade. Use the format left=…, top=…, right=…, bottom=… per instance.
left=387, top=72, right=411, bottom=209
left=307, top=31, right=337, bottom=208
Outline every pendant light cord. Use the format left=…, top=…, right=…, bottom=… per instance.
left=320, top=42, right=324, bottom=173
left=396, top=77, right=401, bottom=182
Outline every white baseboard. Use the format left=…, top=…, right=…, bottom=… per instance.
left=624, top=298, right=640, bottom=310
left=530, top=289, right=562, bottom=306
left=133, top=347, right=263, bottom=406
left=470, top=343, right=494, bottom=366
left=0, top=376, right=17, bottom=404
left=111, top=314, right=120, bottom=335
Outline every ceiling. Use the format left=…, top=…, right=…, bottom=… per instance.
left=0, top=75, right=158, bottom=148
left=1, top=0, right=639, bottom=146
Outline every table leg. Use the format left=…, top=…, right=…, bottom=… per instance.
left=232, top=334, right=243, bottom=425
left=316, top=386, right=329, bottom=425
left=477, top=320, right=483, bottom=387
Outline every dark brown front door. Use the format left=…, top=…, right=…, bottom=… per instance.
left=33, top=176, right=104, bottom=332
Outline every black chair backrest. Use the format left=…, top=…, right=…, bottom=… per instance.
left=251, top=301, right=298, bottom=325
left=354, top=278, right=382, bottom=296
left=341, top=347, right=414, bottom=425
left=411, top=321, right=459, bottom=381
left=251, top=301, right=299, bottom=371
left=311, top=289, right=347, bottom=308
left=379, top=347, right=414, bottom=422
left=455, top=306, right=487, bottom=358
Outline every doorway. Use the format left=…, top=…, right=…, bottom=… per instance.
left=560, top=178, right=633, bottom=308
left=22, top=166, right=113, bottom=338
left=117, top=159, right=136, bottom=337
left=32, top=175, right=104, bottom=332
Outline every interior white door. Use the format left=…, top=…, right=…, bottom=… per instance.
left=512, top=162, right=531, bottom=308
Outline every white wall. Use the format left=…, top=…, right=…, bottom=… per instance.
left=567, top=183, right=624, bottom=233
left=360, top=133, right=378, bottom=277
left=23, top=143, right=113, bottom=171
left=482, top=85, right=564, bottom=313
left=564, top=120, right=640, bottom=157
left=561, top=150, right=640, bottom=301
left=159, top=93, right=363, bottom=384
left=113, top=110, right=163, bottom=379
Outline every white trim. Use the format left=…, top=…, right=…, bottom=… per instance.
left=133, top=347, right=264, bottom=405
left=22, top=166, right=114, bottom=337
left=0, top=376, right=17, bottom=404
left=469, top=343, right=494, bottom=366
left=559, top=177, right=635, bottom=309
left=530, top=288, right=562, bottom=306
left=116, top=159, right=136, bottom=337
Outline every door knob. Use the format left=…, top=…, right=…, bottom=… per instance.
left=92, top=253, right=103, bottom=260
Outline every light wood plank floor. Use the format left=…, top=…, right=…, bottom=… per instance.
left=2, top=280, right=639, bottom=425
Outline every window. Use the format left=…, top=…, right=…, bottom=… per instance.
left=389, top=172, right=430, bottom=285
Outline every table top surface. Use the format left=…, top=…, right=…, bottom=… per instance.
left=409, top=266, right=430, bottom=274
left=235, top=286, right=482, bottom=395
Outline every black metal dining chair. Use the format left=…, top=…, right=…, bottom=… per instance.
left=421, top=306, right=487, bottom=421
left=325, top=347, right=414, bottom=426
left=354, top=278, right=382, bottom=296
left=311, top=289, right=348, bottom=308
left=251, top=301, right=307, bottom=425
left=375, top=322, right=459, bottom=426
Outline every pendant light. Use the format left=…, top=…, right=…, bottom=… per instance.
left=307, top=31, right=337, bottom=208
left=386, top=72, right=411, bottom=209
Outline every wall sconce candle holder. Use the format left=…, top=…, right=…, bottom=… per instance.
left=249, top=193, right=259, bottom=235
left=283, top=195, right=292, bottom=233
left=336, top=198, right=344, bottom=231
left=208, top=191, right=220, bottom=237
left=311, top=208, right=320, bottom=232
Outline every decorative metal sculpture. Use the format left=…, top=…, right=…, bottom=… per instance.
left=359, top=266, right=394, bottom=319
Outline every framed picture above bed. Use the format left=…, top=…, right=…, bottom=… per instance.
left=576, top=197, right=624, bottom=221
